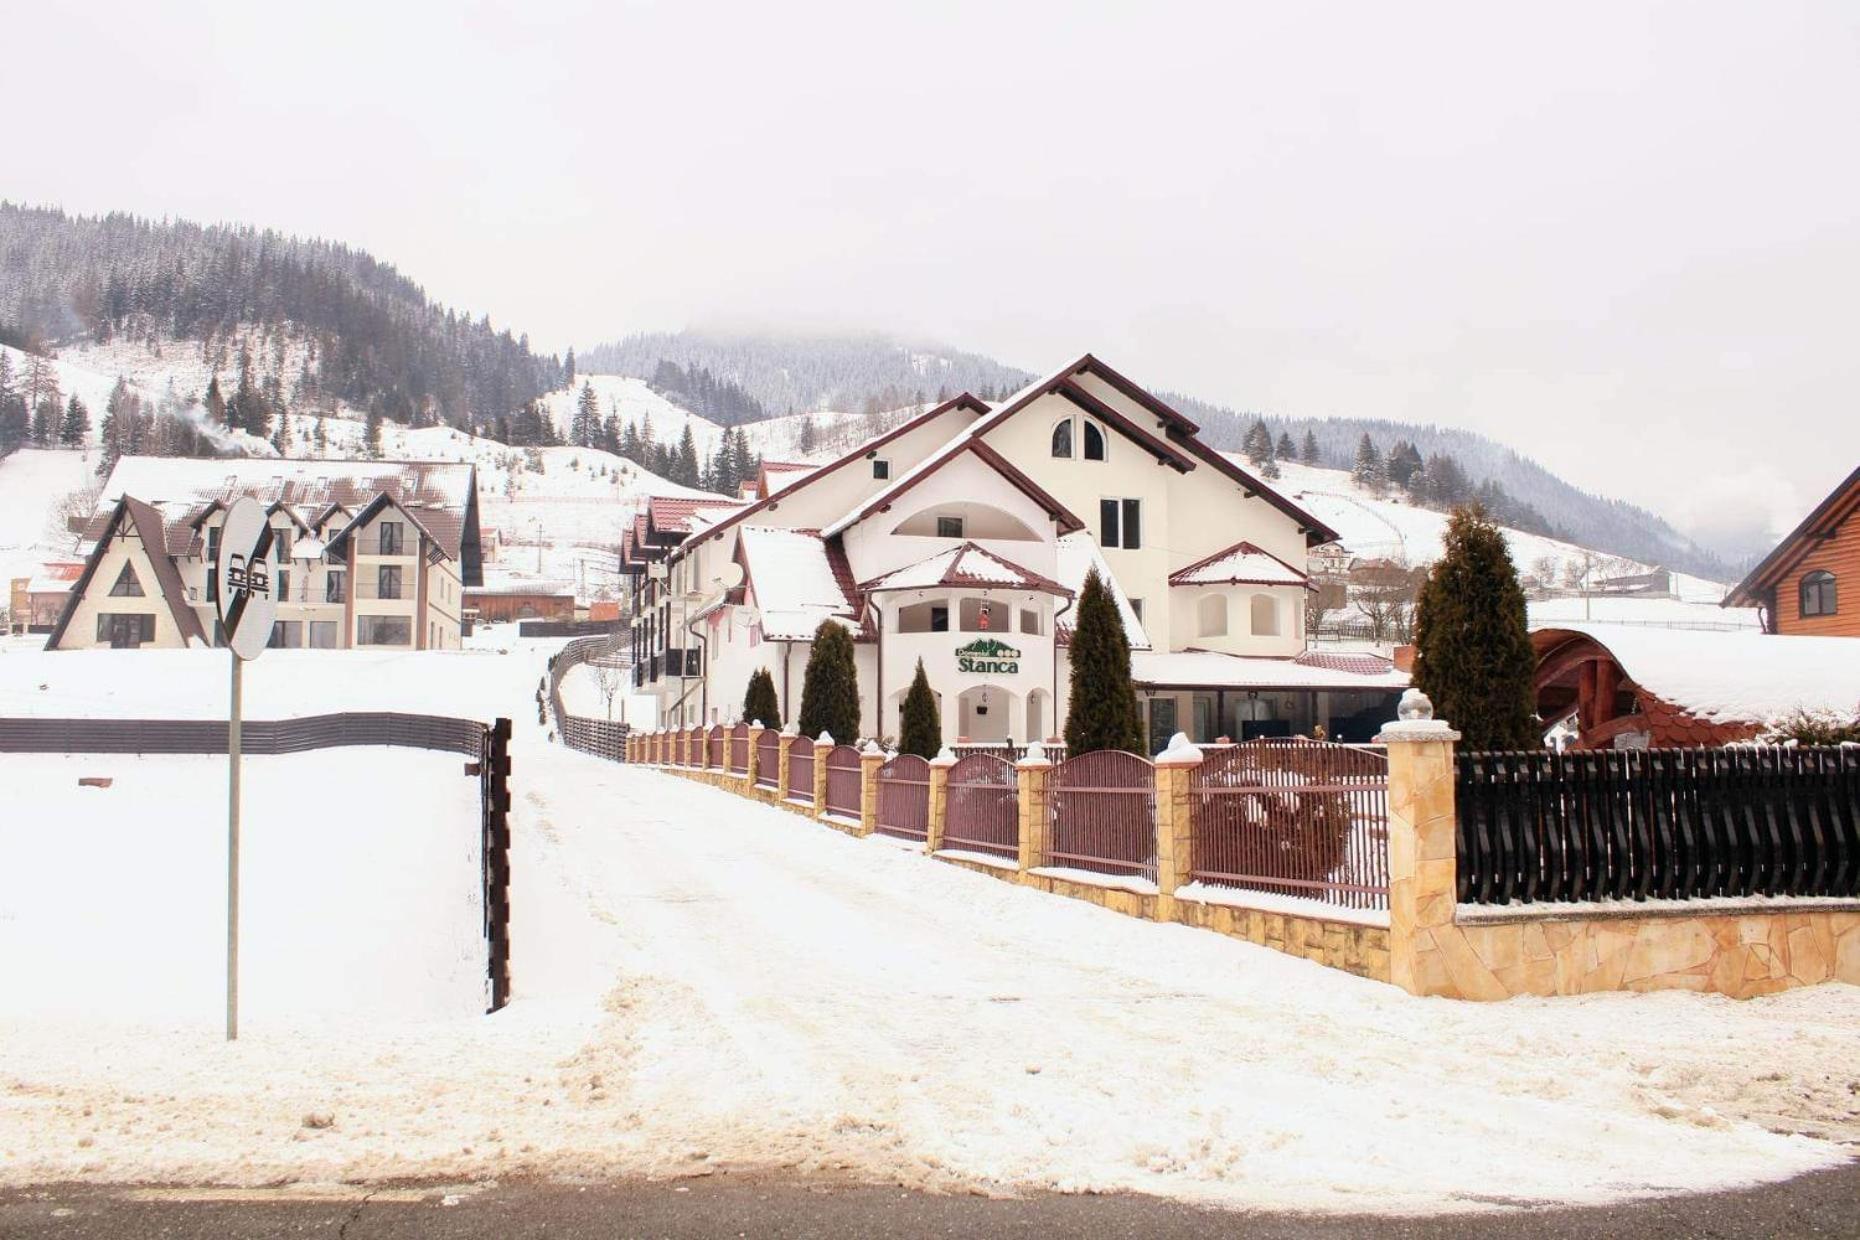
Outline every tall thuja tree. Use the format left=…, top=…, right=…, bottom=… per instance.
left=742, top=667, right=782, bottom=730
left=797, top=619, right=861, bottom=743
left=898, top=659, right=941, bottom=758
left=1412, top=505, right=1539, bottom=749
left=1064, top=568, right=1144, bottom=754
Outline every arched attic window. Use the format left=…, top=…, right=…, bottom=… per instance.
left=1083, top=421, right=1106, bottom=461
left=1197, top=593, right=1228, bottom=637
left=1801, top=570, right=1837, bottom=617
left=1050, top=419, right=1073, bottom=458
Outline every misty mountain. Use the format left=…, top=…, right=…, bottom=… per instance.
left=581, top=329, right=1729, bottom=579
left=0, top=203, right=565, bottom=426
left=580, top=330, right=1033, bottom=417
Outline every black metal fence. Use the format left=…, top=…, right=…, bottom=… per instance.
left=476, top=718, right=513, bottom=1012
left=1456, top=747, right=1860, bottom=905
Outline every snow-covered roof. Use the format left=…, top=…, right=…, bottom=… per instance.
left=1539, top=624, right=1860, bottom=725
left=468, top=570, right=576, bottom=598
left=1055, top=532, right=1151, bottom=651
left=1131, top=649, right=1409, bottom=691
left=737, top=526, right=858, bottom=640
left=1169, top=541, right=1309, bottom=588
left=1528, top=596, right=1761, bottom=632
left=862, top=542, right=1071, bottom=596
left=646, top=495, right=743, bottom=534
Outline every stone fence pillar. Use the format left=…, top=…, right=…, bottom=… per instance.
left=812, top=731, right=833, bottom=820
left=1016, top=743, right=1053, bottom=872
left=858, top=742, right=885, bottom=837
left=1152, top=732, right=1203, bottom=922
left=1378, top=690, right=1462, bottom=997
left=745, top=722, right=767, bottom=787
left=776, top=727, right=797, bottom=800
left=926, top=747, right=956, bottom=854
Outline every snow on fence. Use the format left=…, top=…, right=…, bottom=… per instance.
left=824, top=744, right=863, bottom=819
left=875, top=754, right=931, bottom=841
left=1048, top=750, right=1158, bottom=882
left=1456, top=746, right=1860, bottom=904
left=786, top=736, right=815, bottom=804
left=951, top=741, right=1067, bottom=763
left=729, top=722, right=750, bottom=774
left=755, top=729, right=780, bottom=789
left=1189, top=739, right=1391, bottom=912
left=942, top=752, right=1019, bottom=860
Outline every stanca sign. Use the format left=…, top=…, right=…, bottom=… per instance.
left=956, top=637, right=1021, bottom=675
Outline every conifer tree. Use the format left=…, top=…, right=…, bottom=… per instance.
left=742, top=667, right=782, bottom=730
left=1351, top=434, right=1385, bottom=492
left=573, top=381, right=599, bottom=447
left=1412, top=505, right=1539, bottom=749
left=59, top=395, right=88, bottom=447
left=365, top=407, right=384, bottom=458
left=898, top=659, right=941, bottom=758
left=273, top=411, right=292, bottom=457
left=797, top=619, right=861, bottom=744
left=205, top=376, right=228, bottom=428
left=1242, top=418, right=1273, bottom=465
left=675, top=423, right=701, bottom=488
left=31, top=399, right=57, bottom=446
left=1302, top=429, right=1321, bottom=464
left=1063, top=568, right=1145, bottom=754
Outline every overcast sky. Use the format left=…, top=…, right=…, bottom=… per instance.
left=10, top=0, right=1858, bottom=551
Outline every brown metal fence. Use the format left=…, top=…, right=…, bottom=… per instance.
left=729, top=722, right=750, bottom=773
left=943, top=752, right=1018, bottom=859
left=787, top=736, right=816, bottom=803
left=755, top=729, right=780, bottom=788
left=1048, top=750, right=1157, bottom=881
left=824, top=744, right=863, bottom=819
left=708, top=725, right=726, bottom=768
left=1190, top=739, right=1390, bottom=912
left=687, top=726, right=704, bottom=767
left=876, top=754, right=931, bottom=841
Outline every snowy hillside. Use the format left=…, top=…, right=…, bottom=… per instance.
left=1257, top=458, right=1754, bottom=628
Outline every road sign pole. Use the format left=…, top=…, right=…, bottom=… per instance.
left=227, top=650, right=242, bottom=1042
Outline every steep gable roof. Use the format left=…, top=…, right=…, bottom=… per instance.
left=661, top=393, right=993, bottom=562
left=823, top=439, right=1085, bottom=538
left=46, top=497, right=209, bottom=650
left=1725, top=464, right=1860, bottom=609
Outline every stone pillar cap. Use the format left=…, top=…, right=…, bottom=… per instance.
left=860, top=740, right=885, bottom=757
left=1017, top=740, right=1052, bottom=768
left=929, top=747, right=958, bottom=767
left=816, top=730, right=835, bottom=745
left=780, top=722, right=799, bottom=736
left=1374, top=719, right=1461, bottom=743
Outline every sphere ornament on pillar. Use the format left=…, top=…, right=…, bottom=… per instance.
left=1398, top=688, right=1434, bottom=721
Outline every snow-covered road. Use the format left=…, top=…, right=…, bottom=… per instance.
left=4, top=715, right=1858, bottom=1213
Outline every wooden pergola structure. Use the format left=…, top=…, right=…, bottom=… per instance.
left=1531, top=627, right=1760, bottom=749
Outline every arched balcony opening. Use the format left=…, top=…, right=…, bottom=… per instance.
left=889, top=502, right=1041, bottom=541
left=1250, top=593, right=1280, bottom=636
left=1198, top=593, right=1229, bottom=637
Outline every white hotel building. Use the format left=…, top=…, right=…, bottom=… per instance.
left=626, top=355, right=1406, bottom=750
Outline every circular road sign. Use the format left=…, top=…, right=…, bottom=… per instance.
left=216, top=497, right=280, bottom=660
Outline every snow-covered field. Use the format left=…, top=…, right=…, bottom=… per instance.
left=0, top=750, right=483, bottom=1023
left=0, top=447, right=96, bottom=588
left=4, top=682, right=1856, bottom=1211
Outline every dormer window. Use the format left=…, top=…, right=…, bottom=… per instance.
left=1051, top=420, right=1073, bottom=458
left=872, top=459, right=890, bottom=480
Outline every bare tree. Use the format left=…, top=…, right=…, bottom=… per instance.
left=590, top=658, right=624, bottom=720
left=1350, top=558, right=1426, bottom=643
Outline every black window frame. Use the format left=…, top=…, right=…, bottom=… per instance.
left=326, top=570, right=346, bottom=603
left=1801, top=570, right=1838, bottom=617
left=1083, top=421, right=1106, bottom=461
left=378, top=564, right=403, bottom=600
left=872, top=459, right=890, bottom=480
left=378, top=520, right=404, bottom=556
left=936, top=515, right=965, bottom=539
left=1051, top=420, right=1073, bottom=458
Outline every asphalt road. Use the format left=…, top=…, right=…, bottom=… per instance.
left=3, top=1164, right=1858, bottom=1240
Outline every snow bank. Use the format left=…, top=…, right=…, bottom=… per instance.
left=1550, top=623, right=1860, bottom=724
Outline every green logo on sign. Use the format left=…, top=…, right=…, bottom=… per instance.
left=955, top=637, right=1021, bottom=675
